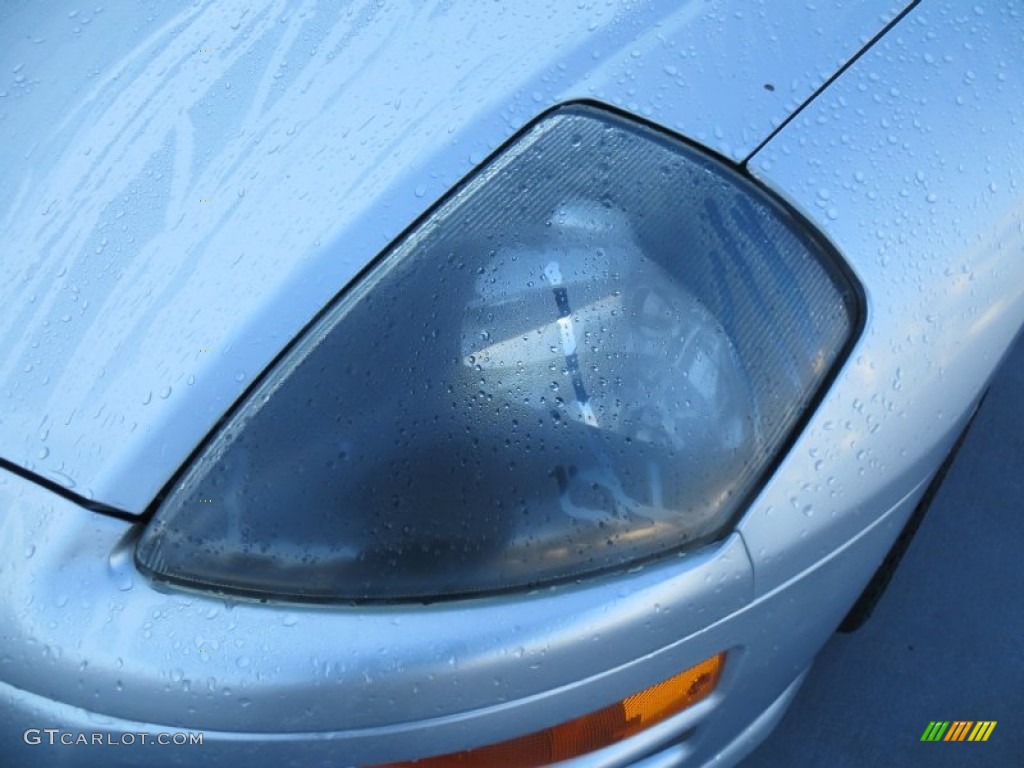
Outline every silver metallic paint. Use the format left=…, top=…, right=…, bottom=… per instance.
left=0, top=465, right=925, bottom=766
left=0, top=0, right=907, bottom=513
left=3, top=0, right=1022, bottom=766
left=744, top=0, right=1024, bottom=594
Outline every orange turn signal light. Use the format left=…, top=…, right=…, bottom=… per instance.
left=382, top=652, right=726, bottom=767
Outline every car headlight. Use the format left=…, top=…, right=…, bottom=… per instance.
left=136, top=104, right=860, bottom=602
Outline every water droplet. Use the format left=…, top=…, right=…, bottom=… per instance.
left=234, top=372, right=246, bottom=383
left=159, top=386, right=172, bottom=399
left=414, top=185, right=426, bottom=198
left=142, top=391, right=152, bottom=405
left=236, top=656, right=251, bottom=669
left=108, top=547, right=135, bottom=592
left=37, top=447, right=49, bottom=460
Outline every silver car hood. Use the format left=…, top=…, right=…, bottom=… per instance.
left=0, top=0, right=909, bottom=514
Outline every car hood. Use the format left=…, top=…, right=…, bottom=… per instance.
left=0, top=0, right=909, bottom=514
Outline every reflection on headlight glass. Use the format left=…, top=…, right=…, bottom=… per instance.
left=461, top=202, right=756, bottom=531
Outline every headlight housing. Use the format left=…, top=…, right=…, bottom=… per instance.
left=136, top=104, right=860, bottom=602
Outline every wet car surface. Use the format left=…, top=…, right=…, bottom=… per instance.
left=2, top=2, right=1022, bottom=766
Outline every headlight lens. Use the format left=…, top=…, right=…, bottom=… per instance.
left=136, top=104, right=859, bottom=602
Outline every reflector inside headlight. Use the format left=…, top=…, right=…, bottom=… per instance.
left=136, top=104, right=859, bottom=601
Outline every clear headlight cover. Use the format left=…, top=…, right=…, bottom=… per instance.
left=136, top=104, right=859, bottom=602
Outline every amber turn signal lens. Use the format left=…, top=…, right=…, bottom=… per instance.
left=380, top=652, right=726, bottom=767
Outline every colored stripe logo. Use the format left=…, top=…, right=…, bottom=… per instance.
left=921, top=721, right=996, bottom=742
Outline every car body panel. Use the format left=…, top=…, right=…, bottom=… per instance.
left=0, top=0, right=909, bottom=513
left=742, top=0, right=1024, bottom=594
left=0, top=465, right=752, bottom=735
left=0, top=462, right=924, bottom=766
